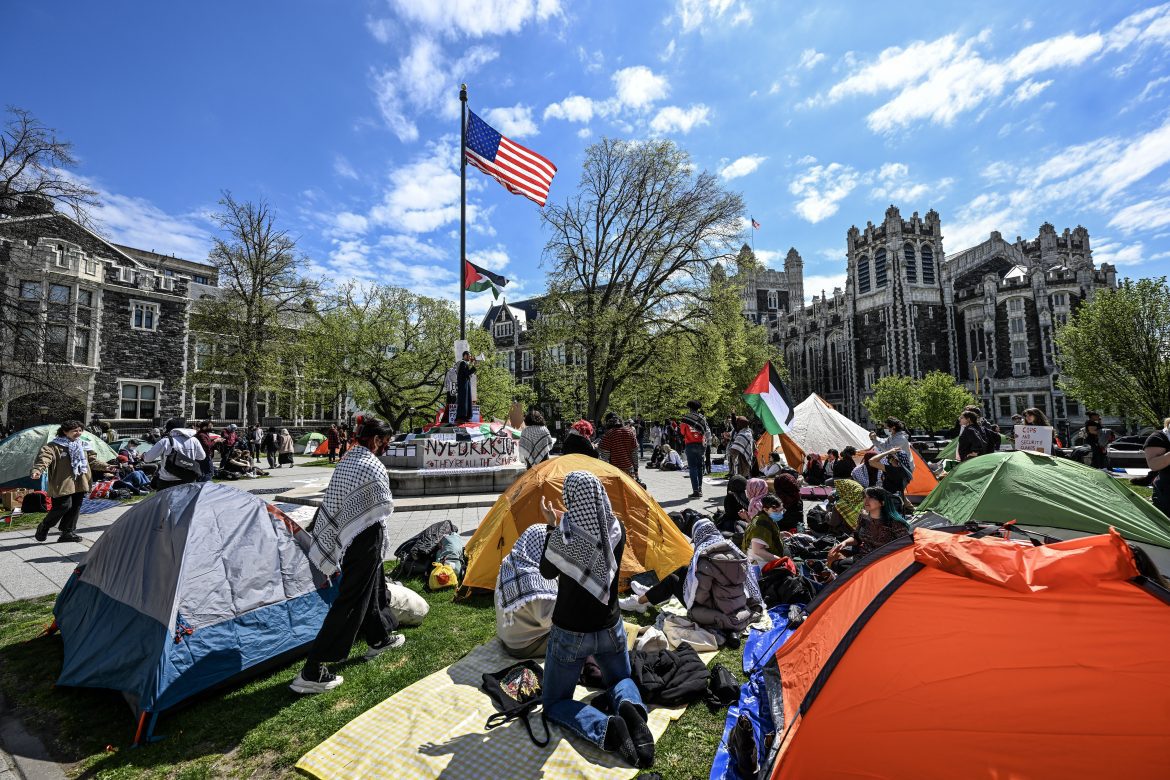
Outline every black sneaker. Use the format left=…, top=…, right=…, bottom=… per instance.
left=34, top=522, right=49, bottom=542
left=619, top=700, right=655, bottom=768
left=363, top=633, right=406, bottom=660
left=57, top=532, right=82, bottom=544
left=289, top=663, right=343, bottom=694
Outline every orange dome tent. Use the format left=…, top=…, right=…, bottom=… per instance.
left=762, top=526, right=1170, bottom=779
left=460, top=454, right=694, bottom=594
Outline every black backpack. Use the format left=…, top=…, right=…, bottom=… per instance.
left=980, top=422, right=999, bottom=455
left=165, top=442, right=201, bottom=483
left=392, top=519, right=457, bottom=580
left=21, top=491, right=51, bottom=513
left=481, top=660, right=550, bottom=746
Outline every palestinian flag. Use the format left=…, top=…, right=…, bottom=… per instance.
left=465, top=260, right=509, bottom=299
left=743, top=361, right=796, bottom=434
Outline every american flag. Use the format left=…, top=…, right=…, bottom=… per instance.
left=465, top=110, right=557, bottom=207
left=751, top=217, right=761, bottom=230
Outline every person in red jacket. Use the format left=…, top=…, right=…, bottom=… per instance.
left=678, top=400, right=712, bottom=498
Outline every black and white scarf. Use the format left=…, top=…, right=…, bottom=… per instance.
left=683, top=519, right=763, bottom=609
left=729, top=428, right=754, bottom=461
left=682, top=411, right=710, bottom=441
left=496, top=524, right=558, bottom=624
left=543, top=470, right=622, bottom=604
left=519, top=425, right=553, bottom=467
left=51, top=435, right=91, bottom=477
left=308, top=445, right=393, bottom=578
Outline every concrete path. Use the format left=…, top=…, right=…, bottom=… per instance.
left=0, top=457, right=726, bottom=606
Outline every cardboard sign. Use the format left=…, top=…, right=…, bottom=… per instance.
left=422, top=436, right=519, bottom=469
left=1014, top=425, right=1053, bottom=455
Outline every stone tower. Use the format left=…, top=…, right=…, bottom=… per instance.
left=784, top=248, right=804, bottom=310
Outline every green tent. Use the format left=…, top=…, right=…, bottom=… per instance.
left=918, top=451, right=1170, bottom=549
left=296, top=432, right=326, bottom=447
left=0, top=425, right=120, bottom=489
left=936, top=431, right=1011, bottom=461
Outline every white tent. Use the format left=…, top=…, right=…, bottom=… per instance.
left=785, top=394, right=872, bottom=455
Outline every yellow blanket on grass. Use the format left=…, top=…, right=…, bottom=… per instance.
left=297, top=638, right=713, bottom=780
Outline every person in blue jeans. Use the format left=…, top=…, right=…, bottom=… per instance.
left=679, top=400, right=711, bottom=498
left=538, top=470, right=654, bottom=769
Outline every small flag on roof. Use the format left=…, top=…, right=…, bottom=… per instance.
left=465, top=259, right=509, bottom=299
left=751, top=217, right=761, bottom=230
left=744, top=361, right=795, bottom=434
left=465, top=110, right=557, bottom=207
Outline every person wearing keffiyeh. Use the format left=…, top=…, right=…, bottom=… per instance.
left=291, top=417, right=404, bottom=696
left=519, top=409, right=553, bottom=467
left=727, top=417, right=755, bottom=478
left=495, top=525, right=558, bottom=658
left=538, top=470, right=654, bottom=769
left=30, top=420, right=109, bottom=544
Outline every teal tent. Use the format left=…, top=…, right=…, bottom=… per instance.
left=0, top=425, right=119, bottom=489
left=918, top=451, right=1170, bottom=549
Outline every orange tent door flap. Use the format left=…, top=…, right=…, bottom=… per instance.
left=905, top=448, right=937, bottom=497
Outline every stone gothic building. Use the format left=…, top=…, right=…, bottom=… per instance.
left=737, top=205, right=1117, bottom=433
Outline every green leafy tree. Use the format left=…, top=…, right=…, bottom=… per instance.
left=912, top=371, right=975, bottom=432
left=1055, top=277, right=1170, bottom=426
left=466, top=326, right=534, bottom=421
left=862, top=375, right=918, bottom=426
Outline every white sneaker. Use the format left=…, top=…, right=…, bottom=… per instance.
left=619, top=595, right=648, bottom=613
left=289, top=664, right=343, bottom=694
left=629, top=581, right=650, bottom=597
left=363, top=633, right=406, bottom=660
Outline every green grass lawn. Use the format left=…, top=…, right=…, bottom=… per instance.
left=298, top=459, right=339, bottom=469
left=0, top=572, right=737, bottom=779
left=1119, top=480, right=1154, bottom=501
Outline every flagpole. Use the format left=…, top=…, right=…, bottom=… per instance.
left=459, top=82, right=468, bottom=341
left=751, top=215, right=756, bottom=252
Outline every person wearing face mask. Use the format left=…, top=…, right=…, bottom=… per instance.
left=292, top=417, right=404, bottom=694
left=870, top=418, right=914, bottom=473
left=743, top=494, right=789, bottom=562
left=957, top=410, right=985, bottom=461
left=1145, top=416, right=1170, bottom=518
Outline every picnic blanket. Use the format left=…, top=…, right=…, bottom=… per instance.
left=298, top=638, right=715, bottom=780
left=79, top=498, right=120, bottom=515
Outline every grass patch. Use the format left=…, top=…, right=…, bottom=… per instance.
left=298, top=459, right=339, bottom=469
left=0, top=572, right=734, bottom=778
left=1119, top=480, right=1154, bottom=500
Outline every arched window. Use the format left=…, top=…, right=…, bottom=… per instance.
left=922, top=244, right=935, bottom=284
left=874, top=249, right=888, bottom=288
left=767, top=290, right=779, bottom=310
left=857, top=255, right=871, bottom=294
left=904, top=243, right=917, bottom=283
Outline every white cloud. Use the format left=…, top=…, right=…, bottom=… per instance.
left=794, top=154, right=817, bottom=165
left=333, top=155, right=359, bottom=180
left=613, top=66, right=670, bottom=110
left=768, top=81, right=782, bottom=95
left=719, top=154, right=767, bottom=180
left=369, top=138, right=479, bottom=233
left=788, top=162, right=860, bottom=223
left=870, top=162, right=953, bottom=204
left=577, top=127, right=592, bottom=139
left=649, top=104, right=710, bottom=134
left=798, top=48, right=826, bottom=69
left=753, top=249, right=782, bottom=266
left=389, top=0, right=562, bottom=38
left=981, top=160, right=1015, bottom=182
left=802, top=273, right=849, bottom=304
left=661, top=39, right=677, bottom=61
left=331, top=211, right=370, bottom=237
left=675, top=0, right=752, bottom=32
left=372, top=37, right=497, bottom=142
left=1092, top=238, right=1146, bottom=265
left=577, top=46, right=604, bottom=72
left=1109, top=196, right=1170, bottom=233
left=366, top=16, right=395, bottom=43
left=467, top=246, right=511, bottom=272
left=543, top=95, right=596, bottom=123
left=944, top=192, right=1023, bottom=253
left=78, top=178, right=212, bottom=260
left=1010, top=78, right=1052, bottom=103
left=482, top=104, right=538, bottom=137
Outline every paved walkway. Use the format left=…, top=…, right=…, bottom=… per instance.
left=0, top=457, right=727, bottom=606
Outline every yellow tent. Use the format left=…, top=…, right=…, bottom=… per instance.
left=461, top=454, right=695, bottom=594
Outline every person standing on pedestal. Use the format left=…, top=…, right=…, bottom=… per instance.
left=456, top=351, right=477, bottom=423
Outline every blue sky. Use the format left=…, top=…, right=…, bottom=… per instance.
left=5, top=0, right=1170, bottom=317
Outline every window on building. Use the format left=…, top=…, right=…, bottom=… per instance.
left=874, top=249, right=888, bottom=288
left=1011, top=342, right=1028, bottom=359
left=193, top=275, right=209, bottom=285
left=521, top=350, right=533, bottom=372
left=931, top=340, right=937, bottom=355
left=863, top=367, right=875, bottom=390
left=1066, top=399, right=1080, bottom=418
left=921, top=245, right=935, bottom=284
left=74, top=327, right=90, bottom=364
left=44, top=324, right=68, bottom=362
left=904, top=243, right=917, bottom=283
left=48, top=284, right=70, bottom=304
left=494, top=320, right=514, bottom=338
left=857, top=256, right=871, bottom=294
left=1032, top=395, right=1047, bottom=417
left=1052, top=292, right=1067, bottom=307
left=19, top=281, right=40, bottom=300
left=1012, top=359, right=1028, bottom=377
left=999, top=396, right=1013, bottom=418
left=1054, top=397, right=1066, bottom=420
left=194, top=386, right=212, bottom=420
left=131, top=301, right=159, bottom=331
left=1054, top=313, right=1068, bottom=326
left=121, top=383, right=159, bottom=419
left=224, top=388, right=241, bottom=420
left=1010, top=317, right=1026, bottom=335
left=76, top=288, right=93, bottom=327
left=1007, top=298, right=1025, bottom=313
left=195, top=341, right=212, bottom=371
left=507, top=351, right=516, bottom=373
left=767, top=290, right=778, bottom=310
left=55, top=247, right=69, bottom=268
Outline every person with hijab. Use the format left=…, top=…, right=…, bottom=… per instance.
left=29, top=420, right=110, bottom=544
left=538, top=471, right=653, bottom=769
left=854, top=487, right=911, bottom=556
left=496, top=525, right=558, bottom=658
left=721, top=475, right=751, bottom=537
left=727, top=417, right=755, bottom=478
left=744, top=495, right=788, bottom=562
left=825, top=479, right=865, bottom=568
left=520, top=409, right=554, bottom=467
left=277, top=428, right=295, bottom=467
left=833, top=446, right=857, bottom=481
left=773, top=472, right=803, bottom=532
left=745, top=477, right=768, bottom=519
left=560, top=419, right=598, bottom=458
left=291, top=417, right=404, bottom=694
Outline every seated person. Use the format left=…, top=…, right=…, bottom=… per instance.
left=659, top=445, right=684, bottom=471
left=561, top=419, right=598, bottom=458
left=744, top=495, right=789, bottom=563
left=851, top=450, right=884, bottom=488
left=495, top=525, right=558, bottom=658
left=832, top=446, right=857, bottom=481
left=761, top=452, right=785, bottom=478
left=118, top=439, right=143, bottom=466
left=721, top=475, right=750, bottom=536
left=647, top=443, right=666, bottom=469
left=772, top=472, right=803, bottom=532
left=223, top=446, right=261, bottom=478
left=828, top=486, right=910, bottom=569
left=803, top=453, right=827, bottom=485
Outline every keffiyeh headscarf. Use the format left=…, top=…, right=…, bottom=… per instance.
left=308, top=444, right=393, bottom=578
left=543, top=470, right=622, bottom=604
left=682, top=519, right=763, bottom=610
left=832, top=479, right=864, bottom=530
left=51, top=435, right=91, bottom=477
left=520, top=424, right=553, bottom=467
left=773, top=472, right=800, bottom=509
left=746, top=478, right=768, bottom=517
left=495, top=525, right=558, bottom=624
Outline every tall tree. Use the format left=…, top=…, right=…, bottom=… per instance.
left=538, top=138, right=745, bottom=422
left=0, top=107, right=98, bottom=223
left=1055, top=277, right=1170, bottom=426
left=912, top=371, right=975, bottom=432
left=194, top=192, right=319, bottom=424
left=862, top=375, right=918, bottom=425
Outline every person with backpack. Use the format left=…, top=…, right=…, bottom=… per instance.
left=957, top=411, right=986, bottom=461
left=143, top=418, right=207, bottom=490
left=29, top=420, right=111, bottom=543
left=291, top=417, right=404, bottom=694
left=537, top=470, right=654, bottom=769
left=679, top=400, right=712, bottom=498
